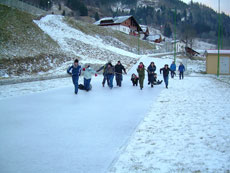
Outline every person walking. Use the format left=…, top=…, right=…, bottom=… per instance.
left=115, top=61, right=127, bottom=87
left=178, top=62, right=185, bottom=80
left=106, top=62, right=115, bottom=89
left=147, top=62, right=156, bottom=88
left=170, top=61, right=176, bottom=78
left=160, top=64, right=172, bottom=89
left=82, top=65, right=97, bottom=91
left=67, top=59, right=81, bottom=94
left=97, top=61, right=110, bottom=87
left=137, top=62, right=145, bottom=90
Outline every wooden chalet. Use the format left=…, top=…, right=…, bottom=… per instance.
left=94, top=16, right=143, bottom=36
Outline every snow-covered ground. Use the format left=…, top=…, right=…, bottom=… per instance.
left=0, top=56, right=171, bottom=173
left=110, top=76, right=230, bottom=172
left=1, top=54, right=230, bottom=172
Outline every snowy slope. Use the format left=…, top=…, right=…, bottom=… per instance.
left=34, top=15, right=139, bottom=66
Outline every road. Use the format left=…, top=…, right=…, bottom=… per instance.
left=0, top=56, right=171, bottom=173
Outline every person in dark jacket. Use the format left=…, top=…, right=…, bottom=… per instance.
left=106, top=63, right=115, bottom=89
left=147, top=62, right=156, bottom=88
left=178, top=62, right=185, bottom=80
left=153, top=73, right=163, bottom=85
left=160, top=64, right=172, bottom=89
left=131, top=73, right=139, bottom=86
left=137, top=62, right=145, bottom=90
left=115, top=61, right=127, bottom=87
left=170, top=61, right=176, bottom=78
left=97, top=61, right=110, bottom=87
left=67, top=59, right=81, bottom=94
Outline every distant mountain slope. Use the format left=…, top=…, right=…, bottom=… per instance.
left=0, top=4, right=156, bottom=78
left=43, top=0, right=230, bottom=48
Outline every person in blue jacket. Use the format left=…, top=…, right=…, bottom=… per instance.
left=82, top=65, right=97, bottom=91
left=170, top=61, right=176, bottom=78
left=178, top=62, right=185, bottom=80
left=67, top=59, right=81, bottom=94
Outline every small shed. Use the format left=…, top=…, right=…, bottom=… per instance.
left=206, top=50, right=230, bottom=75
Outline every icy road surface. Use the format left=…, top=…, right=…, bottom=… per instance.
left=0, top=57, right=171, bottom=173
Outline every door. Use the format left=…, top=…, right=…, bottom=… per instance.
left=220, top=57, right=230, bottom=74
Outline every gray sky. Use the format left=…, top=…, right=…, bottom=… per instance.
left=181, top=0, right=230, bottom=15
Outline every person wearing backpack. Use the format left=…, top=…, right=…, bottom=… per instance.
left=67, top=59, right=81, bottom=94
left=97, top=61, right=110, bottom=87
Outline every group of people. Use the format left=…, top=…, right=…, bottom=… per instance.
left=96, top=60, right=127, bottom=89
left=67, top=59, right=185, bottom=94
left=67, top=59, right=127, bottom=94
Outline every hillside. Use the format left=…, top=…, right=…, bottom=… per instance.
left=37, top=0, right=230, bottom=48
left=0, top=4, right=60, bottom=59
left=0, top=4, right=156, bottom=79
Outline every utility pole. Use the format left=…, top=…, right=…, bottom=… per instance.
left=221, top=12, right=223, bottom=49
left=174, top=8, right=177, bottom=63
left=138, top=32, right=140, bottom=55
left=217, top=0, right=220, bottom=77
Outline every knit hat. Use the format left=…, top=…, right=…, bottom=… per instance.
left=74, top=59, right=79, bottom=63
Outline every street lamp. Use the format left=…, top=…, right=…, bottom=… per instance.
left=174, top=8, right=177, bottom=63
left=217, top=0, right=220, bottom=77
left=47, top=1, right=50, bottom=10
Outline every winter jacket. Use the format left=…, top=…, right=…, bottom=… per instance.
left=137, top=65, right=145, bottom=78
left=147, top=65, right=156, bottom=74
left=67, top=65, right=81, bottom=76
left=178, top=64, right=185, bottom=72
left=106, top=66, right=115, bottom=75
left=160, top=67, right=171, bottom=77
left=97, top=63, right=108, bottom=75
left=170, top=63, right=176, bottom=71
left=115, top=64, right=126, bottom=74
left=131, top=75, right=139, bottom=83
left=83, top=67, right=96, bottom=80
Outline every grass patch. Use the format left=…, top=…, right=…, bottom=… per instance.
left=0, top=4, right=59, bottom=59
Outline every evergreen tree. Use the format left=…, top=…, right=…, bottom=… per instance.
left=164, top=24, right=172, bottom=37
left=67, top=0, right=88, bottom=16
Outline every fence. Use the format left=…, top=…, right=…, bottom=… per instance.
left=0, top=0, right=47, bottom=16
